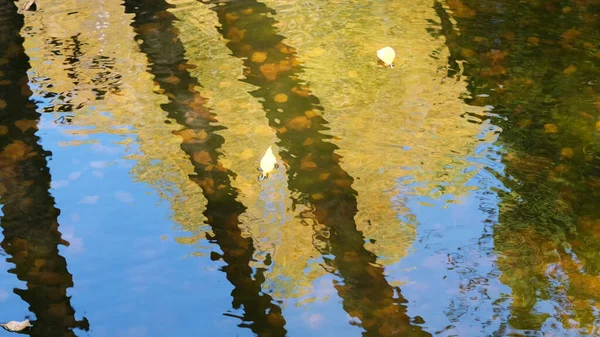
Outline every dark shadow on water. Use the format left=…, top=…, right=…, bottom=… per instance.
left=202, top=1, right=432, bottom=335
left=0, top=1, right=90, bottom=336
left=123, top=1, right=287, bottom=335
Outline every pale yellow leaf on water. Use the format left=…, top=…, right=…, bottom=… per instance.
left=0, top=99, right=6, bottom=109
left=596, top=120, right=600, bottom=129
left=377, top=46, right=396, bottom=67
left=0, top=126, right=8, bottom=135
left=1, top=319, right=31, bottom=332
left=259, top=146, right=277, bottom=174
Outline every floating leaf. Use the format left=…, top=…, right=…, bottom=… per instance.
left=377, top=46, right=396, bottom=68
left=259, top=146, right=277, bottom=178
left=1, top=319, right=32, bottom=332
left=0, top=99, right=6, bottom=109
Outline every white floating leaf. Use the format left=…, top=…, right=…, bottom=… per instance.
left=259, top=146, right=277, bottom=179
left=1, top=319, right=32, bottom=332
left=377, top=46, right=396, bottom=68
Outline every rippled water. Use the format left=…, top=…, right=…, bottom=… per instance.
left=0, top=0, right=598, bottom=336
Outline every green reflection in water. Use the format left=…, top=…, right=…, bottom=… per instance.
left=201, top=0, right=431, bottom=335
left=0, top=2, right=90, bottom=336
left=435, top=0, right=600, bottom=334
left=123, top=1, right=288, bottom=335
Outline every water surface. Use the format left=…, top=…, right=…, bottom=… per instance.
left=0, top=0, right=599, bottom=336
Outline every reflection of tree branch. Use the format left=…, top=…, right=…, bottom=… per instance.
left=123, top=1, right=287, bottom=335
left=0, top=2, right=89, bottom=336
left=203, top=1, right=431, bottom=335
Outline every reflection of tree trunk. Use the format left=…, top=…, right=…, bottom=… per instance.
left=204, top=1, right=431, bottom=335
left=123, top=1, right=287, bottom=336
left=0, top=2, right=89, bottom=336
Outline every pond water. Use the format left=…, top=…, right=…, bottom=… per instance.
left=0, top=0, right=599, bottom=336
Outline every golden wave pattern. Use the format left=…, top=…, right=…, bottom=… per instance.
left=201, top=0, right=433, bottom=335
